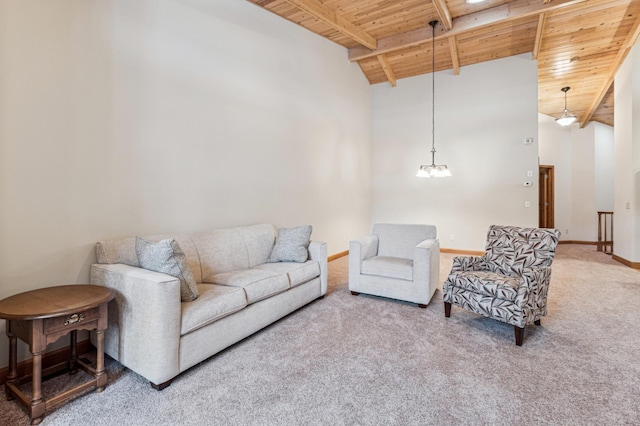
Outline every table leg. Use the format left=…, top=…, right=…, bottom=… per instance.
left=6, top=323, right=17, bottom=401
left=30, top=351, right=45, bottom=425
left=69, top=330, right=78, bottom=374
left=95, top=330, right=107, bottom=392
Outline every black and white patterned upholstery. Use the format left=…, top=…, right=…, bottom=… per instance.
left=443, top=225, right=560, bottom=345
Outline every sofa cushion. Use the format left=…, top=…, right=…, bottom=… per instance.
left=208, top=269, right=289, bottom=304
left=254, top=261, right=321, bottom=288
left=267, top=225, right=312, bottom=263
left=361, top=256, right=413, bottom=281
left=135, top=237, right=199, bottom=302
left=193, top=224, right=277, bottom=280
left=96, top=234, right=202, bottom=284
left=450, top=270, right=521, bottom=302
left=180, top=284, right=247, bottom=335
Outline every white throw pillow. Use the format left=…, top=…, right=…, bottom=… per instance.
left=135, top=237, right=199, bottom=302
left=268, top=225, right=312, bottom=263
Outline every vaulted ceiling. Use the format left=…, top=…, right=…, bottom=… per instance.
left=249, top=0, right=640, bottom=127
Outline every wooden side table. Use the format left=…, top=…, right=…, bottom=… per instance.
left=0, top=284, right=114, bottom=425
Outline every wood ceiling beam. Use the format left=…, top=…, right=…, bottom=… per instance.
left=349, top=0, right=587, bottom=62
left=532, top=13, right=546, bottom=60
left=377, top=55, right=397, bottom=87
left=449, top=37, right=460, bottom=75
left=432, top=0, right=453, bottom=30
left=580, top=11, right=640, bottom=128
left=284, top=0, right=377, bottom=50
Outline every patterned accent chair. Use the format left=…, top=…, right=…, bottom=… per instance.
left=443, top=225, right=560, bottom=345
left=349, top=224, right=440, bottom=308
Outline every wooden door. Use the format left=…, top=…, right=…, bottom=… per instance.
left=539, top=166, right=554, bottom=228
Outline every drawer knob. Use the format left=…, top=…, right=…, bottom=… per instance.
left=64, top=313, right=85, bottom=326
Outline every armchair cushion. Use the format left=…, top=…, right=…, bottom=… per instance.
left=449, top=270, right=520, bottom=302
left=361, top=256, right=413, bottom=281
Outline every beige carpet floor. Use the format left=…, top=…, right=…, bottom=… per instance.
left=1, top=244, right=639, bottom=425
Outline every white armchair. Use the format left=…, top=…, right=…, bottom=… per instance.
left=349, top=224, right=440, bottom=308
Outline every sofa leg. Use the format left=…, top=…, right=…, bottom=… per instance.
left=534, top=319, right=541, bottom=326
left=514, top=326, right=524, bottom=346
left=350, top=291, right=360, bottom=296
left=444, top=302, right=451, bottom=317
left=151, top=379, right=173, bottom=391
left=417, top=304, right=427, bottom=309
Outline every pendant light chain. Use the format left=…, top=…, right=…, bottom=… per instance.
left=416, top=20, right=451, bottom=177
left=431, top=20, right=437, bottom=166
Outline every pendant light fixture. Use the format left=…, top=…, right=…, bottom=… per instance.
left=555, top=86, right=577, bottom=126
left=417, top=20, right=451, bottom=178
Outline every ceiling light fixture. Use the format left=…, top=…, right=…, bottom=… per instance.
left=556, top=86, right=577, bottom=126
left=417, top=20, right=451, bottom=178
left=466, top=0, right=487, bottom=4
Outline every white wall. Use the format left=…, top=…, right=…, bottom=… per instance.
left=371, top=54, right=539, bottom=251
left=570, top=125, right=597, bottom=241
left=595, top=125, right=615, bottom=211
left=614, top=41, right=640, bottom=262
left=538, top=113, right=572, bottom=238
left=0, top=0, right=371, bottom=367
left=539, top=115, right=614, bottom=241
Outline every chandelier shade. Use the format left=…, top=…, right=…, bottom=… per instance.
left=556, top=86, right=577, bottom=126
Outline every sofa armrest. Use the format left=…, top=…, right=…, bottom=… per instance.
left=308, top=241, right=328, bottom=295
left=90, top=263, right=182, bottom=386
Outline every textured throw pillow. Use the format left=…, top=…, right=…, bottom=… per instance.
left=268, top=225, right=313, bottom=263
left=135, top=237, right=199, bottom=302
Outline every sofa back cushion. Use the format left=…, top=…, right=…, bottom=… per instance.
left=373, top=224, right=437, bottom=260
left=96, top=233, right=203, bottom=283
left=193, top=223, right=276, bottom=281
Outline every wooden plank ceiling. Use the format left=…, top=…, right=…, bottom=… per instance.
left=249, top=0, right=640, bottom=127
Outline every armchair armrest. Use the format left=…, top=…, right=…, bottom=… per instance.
left=450, top=255, right=488, bottom=273
left=414, top=238, right=440, bottom=301
left=90, top=263, right=182, bottom=385
left=308, top=240, right=328, bottom=295
left=516, top=266, right=553, bottom=300
left=349, top=235, right=378, bottom=261
left=348, top=235, right=379, bottom=286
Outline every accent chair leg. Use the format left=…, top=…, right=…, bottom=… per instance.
left=534, top=319, right=541, bottom=326
left=417, top=304, right=427, bottom=309
left=514, top=326, right=524, bottom=346
left=444, top=302, right=451, bottom=317
left=350, top=291, right=360, bottom=296
left=151, top=379, right=173, bottom=391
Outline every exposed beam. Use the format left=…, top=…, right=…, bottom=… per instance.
left=532, top=13, right=546, bottom=60
left=448, top=37, right=460, bottom=75
left=285, top=0, right=377, bottom=50
left=580, top=11, right=640, bottom=127
left=349, top=0, right=587, bottom=62
left=377, top=55, right=397, bottom=87
left=432, top=0, right=453, bottom=30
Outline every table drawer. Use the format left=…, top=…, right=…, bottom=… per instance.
left=44, top=307, right=100, bottom=334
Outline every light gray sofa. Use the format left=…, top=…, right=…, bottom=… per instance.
left=90, top=223, right=327, bottom=390
left=349, top=224, right=440, bottom=307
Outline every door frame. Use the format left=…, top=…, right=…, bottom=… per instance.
left=539, top=165, right=555, bottom=228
